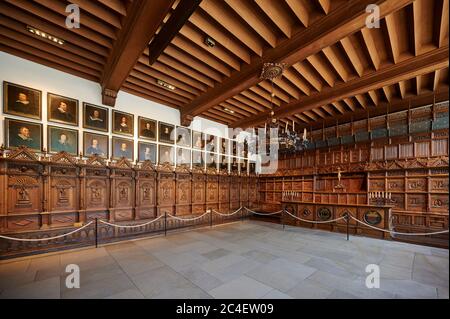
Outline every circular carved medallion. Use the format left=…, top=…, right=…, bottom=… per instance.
left=363, top=210, right=382, bottom=225
left=317, top=207, right=331, bottom=221
left=302, top=208, right=311, bottom=217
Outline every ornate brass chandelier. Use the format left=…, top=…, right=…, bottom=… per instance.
left=260, top=63, right=309, bottom=154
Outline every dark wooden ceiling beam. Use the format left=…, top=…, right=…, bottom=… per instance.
left=231, top=46, right=449, bottom=128
left=5, top=0, right=112, bottom=48
left=0, top=43, right=99, bottom=82
left=180, top=0, right=415, bottom=126
left=121, top=84, right=182, bottom=109
left=97, top=0, right=127, bottom=17
left=0, top=35, right=101, bottom=78
left=148, top=0, right=202, bottom=65
left=0, top=14, right=105, bottom=65
left=0, top=2, right=109, bottom=56
left=100, top=0, right=175, bottom=106
left=0, top=25, right=102, bottom=72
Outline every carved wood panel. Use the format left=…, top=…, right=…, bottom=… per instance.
left=206, top=175, right=219, bottom=203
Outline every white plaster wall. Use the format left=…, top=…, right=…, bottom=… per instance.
left=0, top=52, right=234, bottom=166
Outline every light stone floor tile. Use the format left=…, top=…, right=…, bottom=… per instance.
left=208, top=276, right=273, bottom=299
left=261, top=289, right=293, bottom=299
left=61, top=273, right=135, bottom=299
left=245, top=258, right=317, bottom=292
left=177, top=265, right=224, bottom=291
left=304, top=256, right=358, bottom=279
left=285, top=279, right=332, bottom=299
left=0, top=221, right=447, bottom=299
left=241, top=250, right=278, bottom=264
left=130, top=266, right=197, bottom=298
left=105, top=288, right=145, bottom=299
left=209, top=258, right=261, bottom=282
left=0, top=276, right=60, bottom=299
left=327, top=289, right=360, bottom=299
left=202, top=248, right=231, bottom=260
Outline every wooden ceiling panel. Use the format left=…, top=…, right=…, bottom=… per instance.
left=0, top=0, right=447, bottom=132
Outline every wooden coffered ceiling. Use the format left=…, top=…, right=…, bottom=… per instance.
left=1, top=0, right=448, bottom=130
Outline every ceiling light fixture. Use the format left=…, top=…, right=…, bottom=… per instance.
left=157, top=79, right=176, bottom=90
left=204, top=36, right=215, bottom=48
left=224, top=107, right=235, bottom=114
left=27, top=26, right=64, bottom=45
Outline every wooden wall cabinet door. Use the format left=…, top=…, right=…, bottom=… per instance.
left=135, top=161, right=157, bottom=220
left=3, top=147, right=43, bottom=232
left=206, top=170, right=219, bottom=210
left=248, top=175, right=258, bottom=208
left=229, top=174, right=240, bottom=209
left=48, top=152, right=80, bottom=228
left=191, top=168, right=206, bottom=214
left=83, top=156, right=110, bottom=222
left=219, top=174, right=230, bottom=213
left=175, top=166, right=192, bottom=216
left=240, top=176, right=249, bottom=207
left=157, top=164, right=175, bottom=216
left=110, top=159, right=135, bottom=222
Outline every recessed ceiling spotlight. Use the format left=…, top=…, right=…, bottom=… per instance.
left=27, top=26, right=64, bottom=45
left=224, top=107, right=235, bottom=114
left=157, top=79, right=176, bottom=90
left=204, top=36, right=215, bottom=48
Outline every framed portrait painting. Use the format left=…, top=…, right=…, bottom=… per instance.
left=138, top=116, right=157, bottom=141
left=47, top=93, right=78, bottom=126
left=220, top=138, right=229, bottom=154
left=159, top=145, right=175, bottom=165
left=159, top=122, right=175, bottom=144
left=112, top=110, right=134, bottom=136
left=231, top=157, right=239, bottom=172
left=48, top=126, right=78, bottom=155
left=112, top=137, right=134, bottom=161
left=4, top=118, right=42, bottom=151
left=205, top=135, right=217, bottom=153
left=192, top=131, right=204, bottom=150
left=206, top=152, right=217, bottom=169
left=3, top=82, right=41, bottom=120
left=220, top=155, right=229, bottom=170
left=83, top=132, right=108, bottom=158
left=138, top=142, right=157, bottom=163
left=176, top=147, right=191, bottom=166
left=176, top=126, right=191, bottom=148
left=83, top=103, right=109, bottom=132
left=192, top=150, right=204, bottom=168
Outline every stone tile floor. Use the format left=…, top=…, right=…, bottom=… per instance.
left=0, top=221, right=448, bottom=299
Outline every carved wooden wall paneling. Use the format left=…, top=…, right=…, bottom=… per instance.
left=219, top=174, right=230, bottom=212
left=135, top=161, right=157, bottom=219
left=240, top=176, right=249, bottom=208
left=229, top=174, right=240, bottom=209
left=110, top=158, right=135, bottom=221
left=47, top=152, right=80, bottom=228
left=175, top=166, right=192, bottom=216
left=206, top=168, right=219, bottom=210
left=157, top=164, right=176, bottom=216
left=191, top=167, right=206, bottom=214
left=0, top=147, right=257, bottom=234
left=82, top=155, right=110, bottom=223
left=259, top=134, right=449, bottom=246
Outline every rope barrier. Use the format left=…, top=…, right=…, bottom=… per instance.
left=284, top=209, right=346, bottom=224
left=212, top=207, right=242, bottom=216
left=0, top=221, right=94, bottom=242
left=349, top=215, right=450, bottom=236
left=244, top=207, right=283, bottom=216
left=167, top=212, right=210, bottom=221
left=99, top=215, right=164, bottom=229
